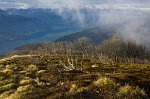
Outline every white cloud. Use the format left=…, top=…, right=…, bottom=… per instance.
left=0, top=2, right=29, bottom=9
left=0, top=0, right=150, bottom=11
left=82, top=4, right=150, bottom=11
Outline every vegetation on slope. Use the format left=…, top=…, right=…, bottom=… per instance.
left=1, top=34, right=150, bottom=98
left=0, top=55, right=149, bottom=99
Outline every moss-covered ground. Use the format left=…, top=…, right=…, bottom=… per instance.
left=0, top=55, right=149, bottom=99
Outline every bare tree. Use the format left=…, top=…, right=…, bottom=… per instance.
left=96, top=33, right=121, bottom=61
left=122, top=40, right=146, bottom=59
left=36, top=42, right=52, bottom=56
left=74, top=37, right=92, bottom=58
left=50, top=42, right=81, bottom=71
left=145, top=48, right=150, bottom=59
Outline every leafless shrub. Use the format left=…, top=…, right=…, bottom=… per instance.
left=96, top=34, right=121, bottom=62
left=74, top=36, right=93, bottom=58
left=121, top=40, right=146, bottom=59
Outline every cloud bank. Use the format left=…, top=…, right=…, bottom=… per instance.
left=0, top=0, right=150, bottom=10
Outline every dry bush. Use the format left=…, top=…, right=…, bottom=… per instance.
left=122, top=40, right=146, bottom=59
left=96, top=34, right=121, bottom=61
left=75, top=36, right=93, bottom=58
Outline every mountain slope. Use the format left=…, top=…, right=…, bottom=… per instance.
left=0, top=9, right=85, bottom=53
left=6, top=26, right=115, bottom=56
left=55, top=26, right=116, bottom=44
left=1, top=8, right=150, bottom=54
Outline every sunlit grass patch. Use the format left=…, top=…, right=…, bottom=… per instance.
left=0, top=83, right=16, bottom=93
left=19, top=78, right=33, bottom=86
left=93, top=77, right=119, bottom=91
left=0, top=79, right=14, bottom=86
left=26, top=64, right=38, bottom=72
left=3, top=68, right=14, bottom=75
left=8, top=85, right=35, bottom=99
left=69, top=84, right=78, bottom=93
left=37, top=70, right=46, bottom=74
left=0, top=89, right=15, bottom=99
left=117, top=84, right=147, bottom=98
left=17, top=85, right=34, bottom=92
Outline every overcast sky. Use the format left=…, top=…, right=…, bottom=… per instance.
left=0, top=0, right=150, bottom=9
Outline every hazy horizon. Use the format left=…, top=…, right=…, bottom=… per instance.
left=0, top=0, right=150, bottom=54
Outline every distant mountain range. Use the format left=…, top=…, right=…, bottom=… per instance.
left=1, top=8, right=150, bottom=54
left=0, top=8, right=115, bottom=54
left=0, top=8, right=100, bottom=54
left=6, top=26, right=116, bottom=56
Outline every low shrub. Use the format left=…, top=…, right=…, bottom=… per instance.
left=117, top=84, right=147, bottom=99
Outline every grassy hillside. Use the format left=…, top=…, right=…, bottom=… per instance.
left=0, top=55, right=149, bottom=99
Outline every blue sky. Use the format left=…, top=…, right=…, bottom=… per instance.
left=0, top=0, right=150, bottom=9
